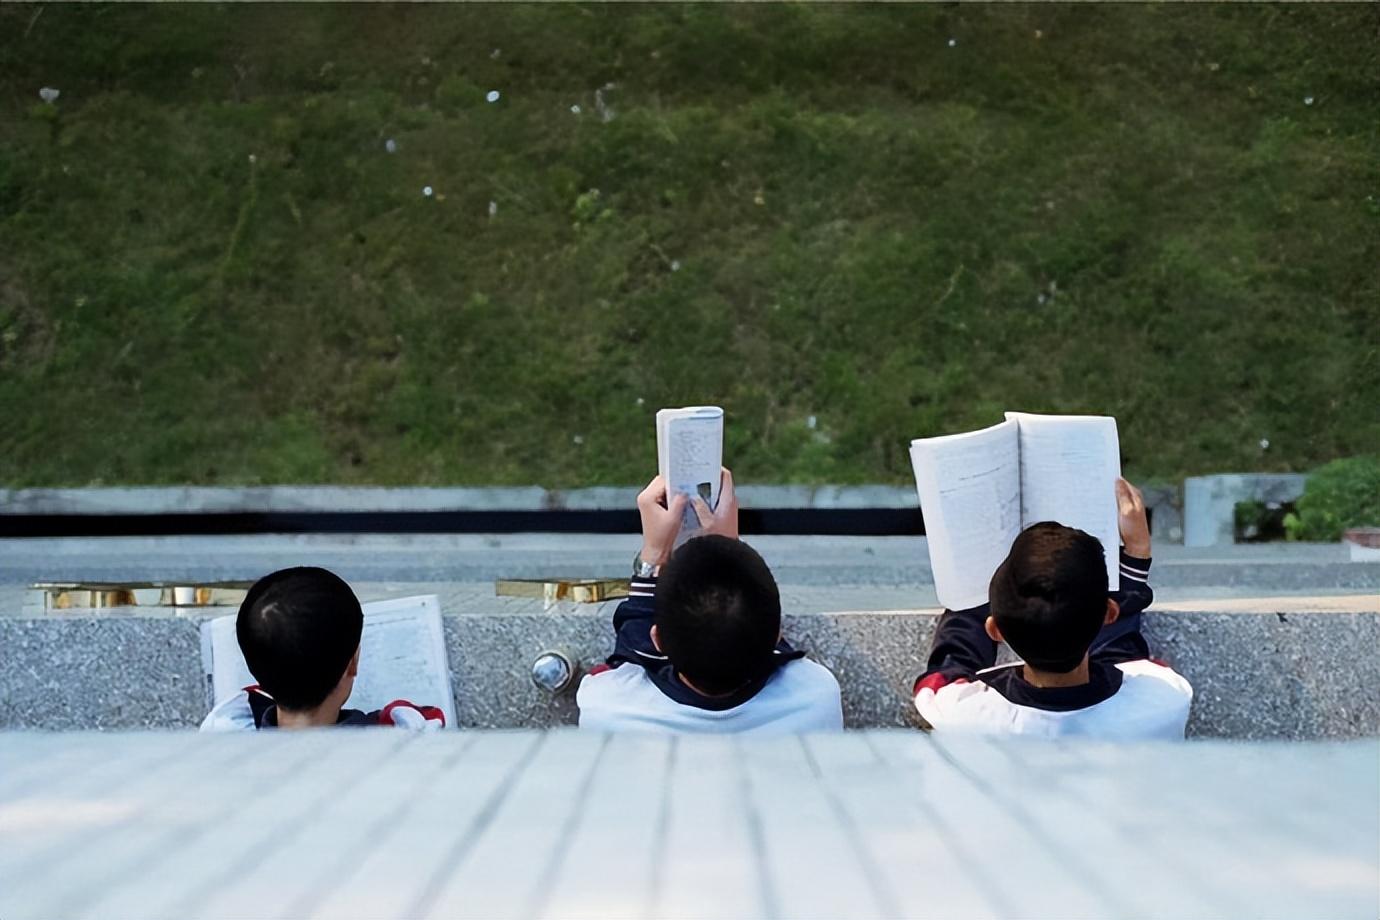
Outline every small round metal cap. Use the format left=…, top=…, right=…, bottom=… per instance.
left=531, top=650, right=575, bottom=694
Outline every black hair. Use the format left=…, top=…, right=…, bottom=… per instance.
left=654, top=535, right=781, bottom=696
left=989, top=522, right=1108, bottom=673
left=236, top=566, right=363, bottom=711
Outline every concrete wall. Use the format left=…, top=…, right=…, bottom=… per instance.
left=1183, top=474, right=1308, bottom=547
left=2, top=604, right=1376, bottom=739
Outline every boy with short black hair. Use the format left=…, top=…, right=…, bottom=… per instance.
left=577, top=470, right=843, bottom=733
left=200, top=566, right=445, bottom=730
left=914, top=479, right=1192, bottom=738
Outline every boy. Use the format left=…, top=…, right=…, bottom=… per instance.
left=200, top=566, right=445, bottom=730
left=577, top=469, right=843, bottom=733
left=914, top=479, right=1192, bottom=738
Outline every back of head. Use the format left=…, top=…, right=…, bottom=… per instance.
left=236, top=566, right=363, bottom=711
left=989, top=522, right=1108, bottom=673
left=654, top=535, right=781, bottom=696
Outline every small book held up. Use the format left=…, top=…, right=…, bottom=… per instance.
left=656, top=405, right=724, bottom=541
left=909, top=412, right=1122, bottom=610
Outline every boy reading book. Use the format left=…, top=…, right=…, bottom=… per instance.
left=913, top=479, right=1193, bottom=739
left=200, top=567, right=446, bottom=730
left=577, top=470, right=843, bottom=733
left=910, top=412, right=1127, bottom=611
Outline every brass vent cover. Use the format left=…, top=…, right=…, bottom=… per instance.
left=495, top=578, right=630, bottom=604
left=35, top=582, right=252, bottom=611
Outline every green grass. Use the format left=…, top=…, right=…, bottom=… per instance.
left=1, top=3, right=1376, bottom=488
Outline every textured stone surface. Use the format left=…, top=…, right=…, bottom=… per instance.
left=1146, top=609, right=1380, bottom=740
left=3, top=603, right=1377, bottom=738
left=781, top=612, right=932, bottom=730
left=0, top=615, right=205, bottom=729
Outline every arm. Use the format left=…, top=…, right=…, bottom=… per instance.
left=1092, top=479, right=1154, bottom=661
left=1114, top=548, right=1154, bottom=618
left=915, top=602, right=998, bottom=692
left=604, top=470, right=739, bottom=669
left=601, top=475, right=683, bottom=669
left=377, top=700, right=447, bottom=730
left=605, top=575, right=665, bottom=668
left=912, top=603, right=997, bottom=729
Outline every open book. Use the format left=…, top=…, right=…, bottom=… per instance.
left=200, top=594, right=457, bottom=726
left=657, top=405, right=724, bottom=540
left=909, top=412, right=1121, bottom=610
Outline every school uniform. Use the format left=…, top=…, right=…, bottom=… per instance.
left=914, top=551, right=1193, bottom=739
left=576, top=576, right=844, bottom=734
left=200, top=686, right=445, bottom=731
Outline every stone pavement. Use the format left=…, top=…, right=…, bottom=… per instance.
left=0, top=731, right=1375, bottom=920
left=2, top=534, right=1376, bottom=606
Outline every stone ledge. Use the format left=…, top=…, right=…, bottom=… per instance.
left=1, top=600, right=1374, bottom=739
left=2, top=482, right=1181, bottom=516
left=1, top=485, right=923, bottom=514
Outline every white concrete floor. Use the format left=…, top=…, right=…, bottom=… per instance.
left=0, top=730, right=1375, bottom=920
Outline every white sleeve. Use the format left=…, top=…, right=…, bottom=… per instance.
left=199, top=693, right=256, bottom=731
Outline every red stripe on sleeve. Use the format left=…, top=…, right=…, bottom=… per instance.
left=913, top=672, right=968, bottom=696
left=379, top=699, right=445, bottom=726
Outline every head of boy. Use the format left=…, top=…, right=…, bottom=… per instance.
left=652, top=535, right=781, bottom=696
left=987, top=522, right=1117, bottom=673
left=237, top=567, right=363, bottom=713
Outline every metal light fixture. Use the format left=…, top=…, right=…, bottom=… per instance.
left=530, top=648, right=581, bottom=695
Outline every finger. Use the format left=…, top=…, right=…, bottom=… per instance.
left=1121, top=477, right=1145, bottom=511
left=691, top=496, right=714, bottom=528
left=638, top=476, right=666, bottom=507
left=719, top=466, right=735, bottom=501
left=1115, top=479, right=1136, bottom=514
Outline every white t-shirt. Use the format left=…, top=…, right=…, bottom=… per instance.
left=577, top=659, right=844, bottom=734
left=915, top=659, right=1193, bottom=740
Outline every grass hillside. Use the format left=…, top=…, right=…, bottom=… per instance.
left=1, top=4, right=1376, bottom=487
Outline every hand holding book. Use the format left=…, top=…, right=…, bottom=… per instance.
left=637, top=476, right=688, bottom=567
left=637, top=468, right=739, bottom=567
left=691, top=467, right=739, bottom=540
left=1116, top=477, right=1151, bottom=557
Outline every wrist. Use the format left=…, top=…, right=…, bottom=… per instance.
left=1123, top=541, right=1151, bottom=559
left=638, top=544, right=670, bottom=568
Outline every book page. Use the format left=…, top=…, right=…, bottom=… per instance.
left=656, top=406, right=724, bottom=540
left=201, top=594, right=456, bottom=726
left=203, top=612, right=255, bottom=709
left=1006, top=412, right=1121, bottom=591
left=909, top=419, right=1021, bottom=609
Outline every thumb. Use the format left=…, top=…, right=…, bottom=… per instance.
left=1115, top=479, right=1134, bottom=513
left=691, top=496, right=714, bottom=528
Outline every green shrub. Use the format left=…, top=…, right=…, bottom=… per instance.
left=1284, top=457, right=1380, bottom=542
